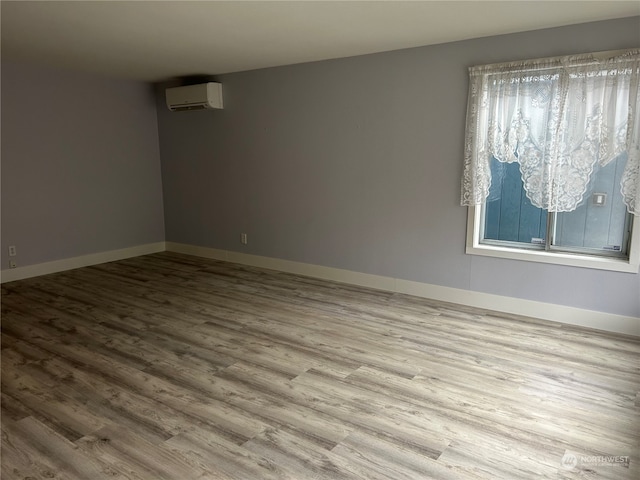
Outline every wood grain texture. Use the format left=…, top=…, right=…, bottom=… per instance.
left=2, top=252, right=639, bottom=479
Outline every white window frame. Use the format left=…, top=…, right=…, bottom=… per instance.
left=466, top=205, right=640, bottom=273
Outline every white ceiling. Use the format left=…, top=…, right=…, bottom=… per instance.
left=2, top=1, right=639, bottom=82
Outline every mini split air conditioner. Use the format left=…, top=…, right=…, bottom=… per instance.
left=165, top=82, right=223, bottom=111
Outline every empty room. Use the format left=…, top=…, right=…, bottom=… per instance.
left=1, top=1, right=639, bottom=479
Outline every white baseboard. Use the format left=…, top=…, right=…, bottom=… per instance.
left=166, top=242, right=640, bottom=336
left=0, top=242, right=166, bottom=283
left=3, top=241, right=636, bottom=336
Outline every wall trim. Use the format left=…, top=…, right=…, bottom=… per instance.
left=2, top=241, right=636, bottom=336
left=166, top=242, right=640, bottom=336
left=0, top=242, right=166, bottom=283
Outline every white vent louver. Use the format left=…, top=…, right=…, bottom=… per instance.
left=165, top=82, right=223, bottom=111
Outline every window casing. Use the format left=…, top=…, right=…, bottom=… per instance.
left=462, top=50, right=640, bottom=273
left=467, top=205, right=639, bottom=272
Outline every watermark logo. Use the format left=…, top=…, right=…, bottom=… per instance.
left=561, top=452, right=629, bottom=470
left=561, top=453, right=578, bottom=470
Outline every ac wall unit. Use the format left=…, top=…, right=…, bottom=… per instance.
left=165, top=82, right=223, bottom=111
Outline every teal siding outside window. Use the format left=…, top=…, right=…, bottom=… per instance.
left=483, top=155, right=630, bottom=254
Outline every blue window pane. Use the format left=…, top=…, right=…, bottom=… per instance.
left=554, top=154, right=630, bottom=253
left=483, top=158, right=547, bottom=244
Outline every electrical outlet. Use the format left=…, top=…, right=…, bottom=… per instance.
left=10, top=261, right=17, bottom=269
left=8, top=245, right=17, bottom=257
left=241, top=233, right=248, bottom=245
left=592, top=192, right=607, bottom=206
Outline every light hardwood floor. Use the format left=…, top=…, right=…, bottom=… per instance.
left=1, top=252, right=639, bottom=479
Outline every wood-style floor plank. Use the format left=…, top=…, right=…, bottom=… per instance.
left=2, top=251, right=639, bottom=479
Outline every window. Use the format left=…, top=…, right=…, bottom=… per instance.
left=462, top=50, right=640, bottom=272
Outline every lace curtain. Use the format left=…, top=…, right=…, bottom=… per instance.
left=461, top=49, right=640, bottom=215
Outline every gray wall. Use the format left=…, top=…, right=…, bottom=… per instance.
left=157, top=17, right=640, bottom=318
left=1, top=61, right=165, bottom=269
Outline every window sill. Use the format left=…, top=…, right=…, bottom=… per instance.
left=466, top=207, right=640, bottom=274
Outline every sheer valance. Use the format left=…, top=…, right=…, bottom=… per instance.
left=461, top=49, right=640, bottom=215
